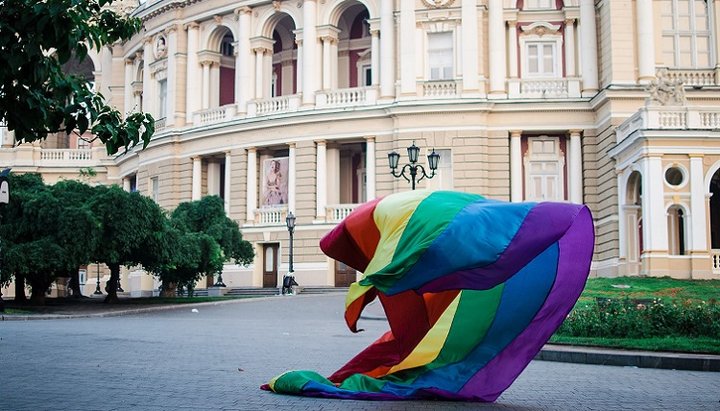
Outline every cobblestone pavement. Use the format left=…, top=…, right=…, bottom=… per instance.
left=1, top=294, right=718, bottom=411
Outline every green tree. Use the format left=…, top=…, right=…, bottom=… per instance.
left=0, top=173, right=46, bottom=303
left=157, top=196, right=253, bottom=296
left=0, top=0, right=154, bottom=154
left=89, top=185, right=168, bottom=303
left=0, top=177, right=101, bottom=304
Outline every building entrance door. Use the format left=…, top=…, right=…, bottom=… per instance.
left=335, top=261, right=356, bottom=287
left=263, top=243, right=279, bottom=288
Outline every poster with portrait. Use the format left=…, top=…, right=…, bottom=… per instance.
left=261, top=157, right=289, bottom=207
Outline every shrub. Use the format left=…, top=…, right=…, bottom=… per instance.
left=557, top=298, right=720, bottom=339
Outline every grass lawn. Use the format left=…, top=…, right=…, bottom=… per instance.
left=552, top=276, right=720, bottom=354
left=578, top=276, right=720, bottom=303
left=549, top=335, right=720, bottom=355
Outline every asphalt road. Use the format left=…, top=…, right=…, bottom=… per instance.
left=1, top=294, right=717, bottom=410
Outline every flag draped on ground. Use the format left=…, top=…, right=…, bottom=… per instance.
left=262, top=190, right=594, bottom=401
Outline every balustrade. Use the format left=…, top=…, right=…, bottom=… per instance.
left=254, top=207, right=287, bottom=225
left=40, top=149, right=93, bottom=162
left=665, top=69, right=717, bottom=87
left=325, top=204, right=359, bottom=222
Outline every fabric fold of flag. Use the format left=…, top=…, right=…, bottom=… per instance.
left=262, top=190, right=595, bottom=401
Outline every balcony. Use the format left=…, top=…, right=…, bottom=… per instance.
left=254, top=206, right=287, bottom=226
left=508, top=77, right=581, bottom=99
left=325, top=204, right=359, bottom=222
left=615, top=106, right=720, bottom=143
left=665, top=68, right=718, bottom=87
left=420, top=80, right=459, bottom=98
left=316, top=87, right=378, bottom=109
left=154, top=117, right=166, bottom=132
left=194, top=104, right=237, bottom=125
left=247, top=95, right=300, bottom=117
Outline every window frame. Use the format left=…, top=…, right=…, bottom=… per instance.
left=426, top=31, right=455, bottom=81
left=660, top=0, right=714, bottom=68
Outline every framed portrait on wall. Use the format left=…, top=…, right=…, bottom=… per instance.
left=261, top=157, right=289, bottom=207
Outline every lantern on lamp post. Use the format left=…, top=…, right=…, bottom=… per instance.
left=387, top=141, right=440, bottom=190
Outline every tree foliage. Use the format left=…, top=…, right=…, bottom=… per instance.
left=0, top=0, right=154, bottom=154
left=89, top=185, right=168, bottom=303
left=156, top=196, right=254, bottom=296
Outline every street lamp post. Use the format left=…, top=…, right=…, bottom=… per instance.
left=94, top=263, right=103, bottom=295
left=0, top=168, right=10, bottom=312
left=388, top=141, right=440, bottom=190
left=285, top=212, right=296, bottom=274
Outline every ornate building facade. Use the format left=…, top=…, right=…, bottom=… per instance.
left=2, top=0, right=720, bottom=296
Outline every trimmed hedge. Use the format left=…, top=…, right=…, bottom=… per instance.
left=557, top=298, right=720, bottom=339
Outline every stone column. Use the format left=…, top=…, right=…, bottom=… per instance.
left=488, top=0, right=506, bottom=96
left=122, top=177, right=131, bottom=192
left=142, top=39, right=154, bottom=117
left=380, top=0, right=395, bottom=98
left=124, top=58, right=135, bottom=116
left=224, top=151, right=232, bottom=214
left=461, top=0, right=479, bottom=91
left=690, top=155, right=708, bottom=251
left=579, top=0, right=599, bottom=94
left=254, top=48, right=265, bottom=99
left=510, top=130, right=523, bottom=202
left=636, top=0, right=655, bottom=83
left=166, top=25, right=178, bottom=126
left=399, top=0, right=416, bottom=95
left=365, top=136, right=376, bottom=200
left=185, top=22, right=200, bottom=123
left=302, top=0, right=318, bottom=105
left=201, top=60, right=212, bottom=110
left=235, top=7, right=252, bottom=113
left=192, top=156, right=202, bottom=201
left=568, top=130, right=583, bottom=204
left=246, top=148, right=257, bottom=223
left=507, top=19, right=518, bottom=79
left=316, top=140, right=327, bottom=219
left=641, top=156, right=668, bottom=252
left=370, top=25, right=380, bottom=86
left=564, top=19, right=576, bottom=77
left=288, top=143, right=297, bottom=213
left=295, top=34, right=304, bottom=94
left=321, top=35, right=335, bottom=90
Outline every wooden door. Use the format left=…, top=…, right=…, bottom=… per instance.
left=263, top=244, right=279, bottom=288
left=335, top=261, right=356, bottom=287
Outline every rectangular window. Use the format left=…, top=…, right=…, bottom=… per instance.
left=526, top=42, right=557, bottom=77
left=428, top=32, right=454, bottom=80
left=426, top=149, right=453, bottom=190
left=363, top=65, right=372, bottom=86
left=524, top=137, right=565, bottom=202
left=525, top=0, right=554, bottom=9
left=151, top=176, right=159, bottom=202
left=158, top=79, right=167, bottom=119
left=660, top=0, right=712, bottom=68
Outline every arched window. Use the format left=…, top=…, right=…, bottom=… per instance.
left=667, top=205, right=686, bottom=255
left=660, top=0, right=713, bottom=68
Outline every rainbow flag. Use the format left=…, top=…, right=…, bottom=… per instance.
left=262, top=190, right=594, bottom=401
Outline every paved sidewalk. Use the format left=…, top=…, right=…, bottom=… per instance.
left=3, top=294, right=719, bottom=373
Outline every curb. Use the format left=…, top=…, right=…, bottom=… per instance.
left=537, top=344, right=720, bottom=372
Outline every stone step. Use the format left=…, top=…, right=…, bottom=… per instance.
left=299, top=287, right=349, bottom=294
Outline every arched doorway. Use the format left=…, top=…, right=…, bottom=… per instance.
left=710, top=170, right=720, bottom=272
left=336, top=3, right=371, bottom=88
left=625, top=171, right=643, bottom=275
left=271, top=16, right=298, bottom=97
left=206, top=26, right=235, bottom=107
left=667, top=205, right=686, bottom=255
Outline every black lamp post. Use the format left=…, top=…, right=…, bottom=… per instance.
left=94, top=263, right=103, bottom=295
left=388, top=141, right=440, bottom=190
left=213, top=270, right=226, bottom=288
left=285, top=211, right=296, bottom=274
left=0, top=168, right=9, bottom=312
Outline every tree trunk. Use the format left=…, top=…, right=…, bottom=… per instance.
left=104, top=263, right=120, bottom=304
left=30, top=286, right=46, bottom=306
left=14, top=274, right=27, bottom=304
left=69, top=269, right=83, bottom=298
left=160, top=282, right=177, bottom=297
